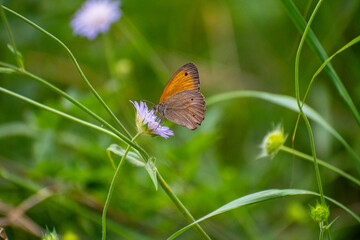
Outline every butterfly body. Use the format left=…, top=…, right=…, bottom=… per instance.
left=152, top=63, right=205, bottom=130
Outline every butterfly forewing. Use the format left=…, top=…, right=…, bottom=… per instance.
left=159, top=63, right=200, bottom=103
left=162, top=90, right=205, bottom=130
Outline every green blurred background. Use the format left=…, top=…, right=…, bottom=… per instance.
left=1, top=0, right=360, bottom=239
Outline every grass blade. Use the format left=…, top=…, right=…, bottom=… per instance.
left=207, top=91, right=360, bottom=167
left=167, top=189, right=360, bottom=240
left=279, top=0, right=360, bottom=125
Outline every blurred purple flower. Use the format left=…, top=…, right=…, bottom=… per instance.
left=71, top=0, right=121, bottom=40
left=131, top=101, right=173, bottom=139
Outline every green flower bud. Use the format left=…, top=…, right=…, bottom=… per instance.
left=310, top=202, right=330, bottom=223
left=260, top=125, right=286, bottom=158
left=42, top=227, right=59, bottom=240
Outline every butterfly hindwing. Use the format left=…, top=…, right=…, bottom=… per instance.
left=161, top=90, right=205, bottom=130
left=159, top=63, right=200, bottom=103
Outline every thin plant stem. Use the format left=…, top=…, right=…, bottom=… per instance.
left=294, top=0, right=325, bottom=203
left=293, top=35, right=360, bottom=145
left=294, top=0, right=324, bottom=104
left=303, top=111, right=324, bottom=203
left=0, top=87, right=146, bottom=157
left=280, top=0, right=360, bottom=126
left=301, top=37, right=360, bottom=108
left=319, top=223, right=324, bottom=240
left=0, top=61, right=148, bottom=161
left=281, top=146, right=360, bottom=186
left=0, top=4, right=23, bottom=70
left=157, top=172, right=212, bottom=240
left=0, top=87, right=211, bottom=239
left=8, top=64, right=126, bottom=141
left=290, top=0, right=314, bottom=58
left=1, top=5, right=131, bottom=139
left=102, top=132, right=141, bottom=240
left=0, top=6, right=211, bottom=233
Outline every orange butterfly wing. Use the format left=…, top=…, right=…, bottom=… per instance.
left=159, top=63, right=200, bottom=103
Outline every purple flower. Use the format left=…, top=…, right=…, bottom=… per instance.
left=131, top=101, right=173, bottom=139
left=71, top=0, right=121, bottom=40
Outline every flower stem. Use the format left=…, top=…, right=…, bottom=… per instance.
left=281, top=146, right=360, bottom=186
left=157, top=171, right=212, bottom=240
left=294, top=0, right=324, bottom=105
left=1, top=5, right=131, bottom=139
left=294, top=0, right=325, bottom=203
left=102, top=132, right=141, bottom=240
left=303, top=113, right=324, bottom=203
left=319, top=223, right=324, bottom=240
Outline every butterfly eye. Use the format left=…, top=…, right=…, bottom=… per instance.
left=192, top=114, right=195, bottom=117
left=185, top=72, right=188, bottom=76
left=191, top=98, right=193, bottom=101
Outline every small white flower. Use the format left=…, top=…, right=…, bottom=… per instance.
left=71, top=0, right=121, bottom=40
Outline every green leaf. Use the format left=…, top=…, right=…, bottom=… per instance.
left=324, top=216, right=339, bottom=230
left=167, top=189, right=360, bottom=240
left=145, top=157, right=158, bottom=191
left=207, top=91, right=360, bottom=168
left=280, top=0, right=360, bottom=125
left=106, top=144, right=145, bottom=170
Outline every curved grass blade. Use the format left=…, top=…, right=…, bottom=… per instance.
left=0, top=87, right=139, bottom=150
left=207, top=91, right=360, bottom=167
left=279, top=0, right=360, bottom=125
left=167, top=189, right=360, bottom=240
left=302, top=35, right=360, bottom=107
left=293, top=35, right=360, bottom=172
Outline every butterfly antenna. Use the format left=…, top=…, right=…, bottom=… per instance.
left=142, top=99, right=155, bottom=107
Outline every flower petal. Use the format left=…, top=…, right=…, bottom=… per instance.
left=71, top=0, right=122, bottom=40
left=130, top=100, right=173, bottom=139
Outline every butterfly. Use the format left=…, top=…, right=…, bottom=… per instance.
left=152, top=63, right=206, bottom=130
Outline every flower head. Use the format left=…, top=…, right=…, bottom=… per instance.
left=259, top=124, right=287, bottom=158
left=71, top=0, right=121, bottom=40
left=310, top=202, right=330, bottom=223
left=131, top=101, right=173, bottom=139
